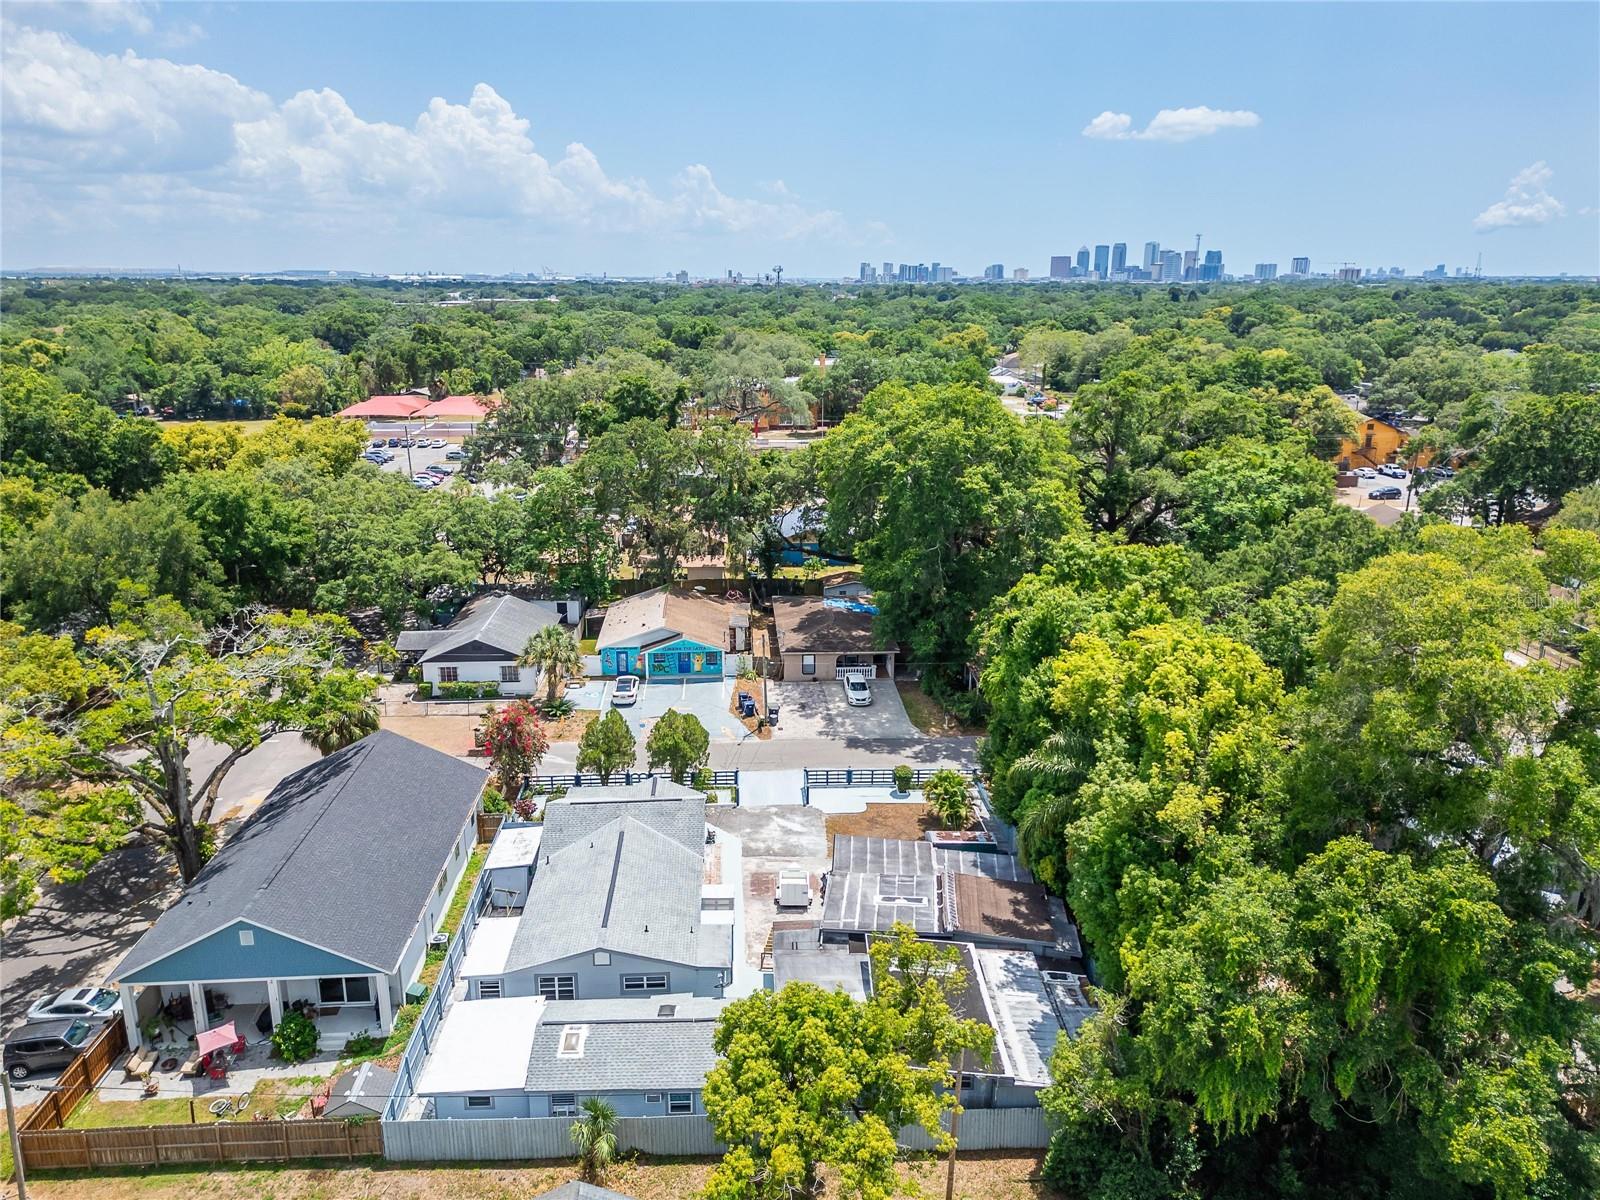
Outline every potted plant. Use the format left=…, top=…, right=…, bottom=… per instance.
left=892, top=764, right=913, bottom=796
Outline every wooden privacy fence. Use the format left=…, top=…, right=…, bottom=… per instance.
left=19, top=1119, right=381, bottom=1171
left=18, top=1019, right=127, bottom=1133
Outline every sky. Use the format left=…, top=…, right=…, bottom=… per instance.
left=2, top=1, right=1597, bottom=278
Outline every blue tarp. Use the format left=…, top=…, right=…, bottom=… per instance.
left=823, top=598, right=879, bottom=615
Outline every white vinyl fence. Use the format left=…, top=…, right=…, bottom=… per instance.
left=381, top=1106, right=1049, bottom=1163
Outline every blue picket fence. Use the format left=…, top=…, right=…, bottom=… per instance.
left=803, top=767, right=981, bottom=789
left=383, top=868, right=492, bottom=1121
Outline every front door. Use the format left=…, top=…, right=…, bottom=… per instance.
left=677, top=652, right=693, bottom=674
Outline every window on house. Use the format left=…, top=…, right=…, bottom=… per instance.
left=701, top=896, right=734, bottom=911
left=646, top=1092, right=662, bottom=1104
left=238, top=930, right=254, bottom=946
left=499, top=665, right=520, bottom=683
left=801, top=654, right=816, bottom=676
left=557, top=1025, right=589, bottom=1057
left=437, top=870, right=447, bottom=896
left=593, top=952, right=611, bottom=966
left=537, top=976, right=576, bottom=1000
left=465, top=1096, right=493, bottom=1110
left=477, top=980, right=503, bottom=999
left=650, top=653, right=669, bottom=674
left=318, top=977, right=373, bottom=1006
left=439, top=666, right=459, bottom=683
left=551, top=1094, right=578, bottom=1117
left=621, top=974, right=669, bottom=993
left=667, top=1092, right=693, bottom=1115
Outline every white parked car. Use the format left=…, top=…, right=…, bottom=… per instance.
left=1354, top=467, right=1377, bottom=479
left=843, top=675, right=872, bottom=707
left=25, top=987, right=122, bottom=1025
left=611, top=675, right=640, bottom=706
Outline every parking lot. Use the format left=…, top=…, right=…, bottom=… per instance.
left=608, top=675, right=747, bottom=742
left=363, top=435, right=462, bottom=480
left=768, top=679, right=919, bottom=740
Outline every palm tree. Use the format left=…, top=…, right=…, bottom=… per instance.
left=569, top=1097, right=619, bottom=1182
left=519, top=625, right=584, bottom=705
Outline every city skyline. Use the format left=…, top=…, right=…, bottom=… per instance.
left=2, top=3, right=1596, bottom=277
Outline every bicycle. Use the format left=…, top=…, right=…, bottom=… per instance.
left=208, top=1093, right=251, bottom=1119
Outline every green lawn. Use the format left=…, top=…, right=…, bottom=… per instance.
left=63, top=1073, right=326, bottom=1129
left=578, top=637, right=598, bottom=654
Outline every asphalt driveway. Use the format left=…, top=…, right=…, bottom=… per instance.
left=611, top=676, right=745, bottom=742
left=768, top=679, right=919, bottom=740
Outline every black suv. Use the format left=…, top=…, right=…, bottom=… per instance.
left=4, top=1019, right=92, bottom=1080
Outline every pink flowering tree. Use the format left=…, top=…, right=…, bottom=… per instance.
left=480, top=700, right=549, bottom=802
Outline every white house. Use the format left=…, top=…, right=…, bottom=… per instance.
left=397, top=593, right=583, bottom=696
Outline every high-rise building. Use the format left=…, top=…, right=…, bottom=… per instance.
left=1159, top=250, right=1183, bottom=281
left=1076, top=246, right=1090, bottom=275
left=1337, top=266, right=1362, bottom=283
left=1291, top=256, right=1310, bottom=276
left=883, top=261, right=894, bottom=280
left=1143, top=241, right=1160, bottom=270
left=983, top=263, right=1004, bottom=280
left=675, top=270, right=689, bottom=285
left=1049, top=255, right=1072, bottom=279
left=1254, top=263, right=1278, bottom=281
left=1182, top=249, right=1198, bottom=281
left=1110, top=243, right=1127, bottom=276
left=1012, top=268, right=1029, bottom=281
left=859, top=262, right=874, bottom=283
left=1093, top=244, right=1110, bottom=279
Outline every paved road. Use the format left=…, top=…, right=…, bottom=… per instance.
left=0, top=734, right=322, bottom=1037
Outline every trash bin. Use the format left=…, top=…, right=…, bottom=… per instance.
left=405, top=983, right=428, bottom=1004
left=767, top=705, right=779, bottom=726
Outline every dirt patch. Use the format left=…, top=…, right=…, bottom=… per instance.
left=896, top=682, right=984, bottom=736
left=377, top=714, right=482, bottom=757
left=826, top=803, right=943, bottom=843
left=24, top=1150, right=1055, bottom=1200
left=728, top=685, right=772, bottom=739
left=541, top=708, right=597, bottom=742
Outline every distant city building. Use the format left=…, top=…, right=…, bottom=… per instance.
left=1159, top=250, right=1183, bottom=281
left=1337, top=266, right=1362, bottom=283
left=1110, top=243, right=1127, bottom=276
left=1423, top=263, right=1447, bottom=279
left=1291, top=256, right=1311, bottom=276
left=1049, top=255, right=1072, bottom=279
left=983, top=263, right=1005, bottom=280
left=859, top=262, right=873, bottom=282
left=883, top=261, right=894, bottom=280
left=1076, top=246, right=1090, bottom=275
left=1012, top=268, right=1029, bottom=281
left=1093, top=244, right=1110, bottom=279
left=675, top=270, right=689, bottom=285
left=935, top=265, right=955, bottom=283
left=1254, top=263, right=1278, bottom=281
left=1182, top=249, right=1198, bottom=281
left=1143, top=241, right=1160, bottom=270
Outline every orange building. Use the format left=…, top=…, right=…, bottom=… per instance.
left=1336, top=412, right=1431, bottom=470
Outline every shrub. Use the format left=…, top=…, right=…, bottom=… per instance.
left=342, top=1032, right=383, bottom=1058
left=416, top=681, right=433, bottom=699
left=539, top=696, right=576, bottom=720
left=512, top=791, right=540, bottom=821
left=692, top=767, right=715, bottom=791
left=271, top=1010, right=318, bottom=1064
left=924, top=769, right=973, bottom=829
left=892, top=765, right=913, bottom=794
left=481, top=786, right=509, bottom=814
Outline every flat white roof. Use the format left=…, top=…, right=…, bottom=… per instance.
left=459, top=916, right=520, bottom=979
left=415, top=995, right=545, bottom=1095
left=485, top=824, right=543, bottom=872
left=973, top=948, right=1063, bottom=1086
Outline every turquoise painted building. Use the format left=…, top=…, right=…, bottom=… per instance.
left=595, top=586, right=747, bottom=678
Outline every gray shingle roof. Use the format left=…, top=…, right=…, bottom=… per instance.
left=506, top=812, right=730, bottom=974
left=539, top=794, right=707, bottom=858
left=396, top=594, right=565, bottom=663
left=525, top=997, right=723, bottom=1093
left=113, top=731, right=486, bottom=979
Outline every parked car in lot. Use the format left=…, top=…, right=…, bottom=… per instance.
left=1379, top=465, right=1408, bottom=479
left=25, top=987, right=121, bottom=1025
left=611, top=675, right=640, bottom=706
left=446, top=448, right=466, bottom=461
left=843, top=675, right=873, bottom=706
left=411, top=475, right=437, bottom=489
left=430, top=438, right=448, bottom=449
left=387, top=436, right=401, bottom=447
left=1354, top=467, right=1377, bottom=479
left=5, top=1019, right=93, bottom=1080
left=1367, top=486, right=1404, bottom=500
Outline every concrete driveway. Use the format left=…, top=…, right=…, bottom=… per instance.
left=768, top=679, right=919, bottom=740
left=1, top=733, right=323, bottom=1038
left=613, top=676, right=745, bottom=742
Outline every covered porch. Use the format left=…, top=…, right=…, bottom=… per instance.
left=121, top=973, right=394, bottom=1056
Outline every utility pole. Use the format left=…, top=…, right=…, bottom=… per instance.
left=3, top=1071, right=29, bottom=1200
left=772, top=265, right=783, bottom=288
left=944, top=1054, right=965, bottom=1200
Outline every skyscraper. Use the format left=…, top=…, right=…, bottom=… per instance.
left=1111, top=243, right=1127, bottom=276
left=1093, top=244, right=1110, bottom=279
left=1012, top=268, right=1029, bottom=281
left=859, top=262, right=873, bottom=282
left=1291, top=256, right=1310, bottom=276
left=1049, top=255, right=1072, bottom=279
left=1254, top=263, right=1278, bottom=281
left=883, top=261, right=894, bottom=281
left=1199, top=250, right=1224, bottom=282
left=1182, top=249, right=1198, bottom=281
left=1159, top=250, right=1183, bottom=281
left=1143, top=241, right=1160, bottom=270
left=1076, top=246, right=1090, bottom=275
left=983, top=263, right=1004, bottom=280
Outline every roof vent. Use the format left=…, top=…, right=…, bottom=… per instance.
left=657, top=1004, right=676, bottom=1018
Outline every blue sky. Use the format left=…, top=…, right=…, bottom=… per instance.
left=3, top=1, right=1596, bottom=277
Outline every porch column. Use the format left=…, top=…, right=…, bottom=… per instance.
left=375, top=975, right=393, bottom=1033
left=120, top=984, right=141, bottom=1050
left=267, top=978, right=284, bottom=1032
left=189, top=981, right=209, bottom=1033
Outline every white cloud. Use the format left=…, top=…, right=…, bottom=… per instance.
left=1473, top=161, right=1567, bottom=231
left=15, top=0, right=158, bottom=34
left=1082, top=106, right=1260, bottom=143
left=1, top=23, right=861, bottom=246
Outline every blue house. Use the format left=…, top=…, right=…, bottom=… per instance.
left=112, top=731, right=486, bottom=1052
left=595, top=586, right=748, bottom=678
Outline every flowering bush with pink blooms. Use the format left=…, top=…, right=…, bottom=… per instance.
left=480, top=700, right=550, bottom=796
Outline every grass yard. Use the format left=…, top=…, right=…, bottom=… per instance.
left=578, top=637, right=598, bottom=654
left=63, top=1074, right=327, bottom=1129
left=23, top=1149, right=1055, bottom=1200
left=896, top=682, right=985, bottom=736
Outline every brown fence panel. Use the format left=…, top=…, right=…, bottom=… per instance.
left=149, top=1123, right=226, bottom=1165
left=17, top=1130, right=93, bottom=1171
left=20, top=1119, right=381, bottom=1173
left=17, top=1019, right=127, bottom=1134
left=477, top=812, right=504, bottom=841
